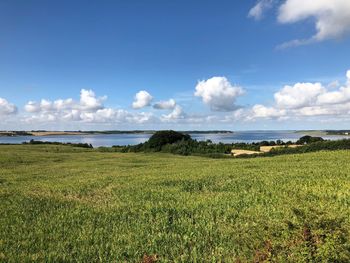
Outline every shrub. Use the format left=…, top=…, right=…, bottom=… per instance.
left=145, top=130, right=191, bottom=151
left=296, top=135, right=324, bottom=145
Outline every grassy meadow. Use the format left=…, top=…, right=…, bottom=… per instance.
left=0, top=145, right=350, bottom=262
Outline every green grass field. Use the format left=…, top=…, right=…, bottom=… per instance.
left=1, top=145, right=350, bottom=262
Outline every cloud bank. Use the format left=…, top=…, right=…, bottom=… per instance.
left=2, top=69, right=350, bottom=129
left=23, top=89, right=154, bottom=125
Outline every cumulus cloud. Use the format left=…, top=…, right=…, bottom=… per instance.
left=132, top=90, right=153, bottom=109
left=249, top=0, right=350, bottom=47
left=161, top=105, right=186, bottom=122
left=79, top=109, right=128, bottom=123
left=248, top=0, right=275, bottom=20
left=274, top=82, right=325, bottom=109
left=317, top=86, right=350, bottom=105
left=153, top=99, right=176, bottom=110
left=24, top=101, right=40, bottom=113
left=24, top=89, right=103, bottom=114
left=0, top=98, right=17, bottom=116
left=80, top=89, right=106, bottom=111
left=247, top=69, right=350, bottom=120
left=24, top=98, right=75, bottom=113
left=194, top=76, right=244, bottom=111
left=251, top=104, right=287, bottom=118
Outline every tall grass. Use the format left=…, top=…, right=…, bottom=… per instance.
left=0, top=145, right=349, bottom=262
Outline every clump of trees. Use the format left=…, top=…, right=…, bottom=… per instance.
left=145, top=130, right=191, bottom=151
left=296, top=135, right=324, bottom=145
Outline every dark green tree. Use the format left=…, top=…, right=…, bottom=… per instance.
left=146, top=130, right=191, bottom=151
left=296, top=135, right=324, bottom=145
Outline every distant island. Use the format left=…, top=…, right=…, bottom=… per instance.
left=0, top=130, right=234, bottom=137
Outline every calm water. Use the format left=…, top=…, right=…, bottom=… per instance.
left=1, top=131, right=349, bottom=147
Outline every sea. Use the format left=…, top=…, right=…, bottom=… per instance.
left=0, top=130, right=349, bottom=148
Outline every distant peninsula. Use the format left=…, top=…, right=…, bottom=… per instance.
left=295, top=130, right=350, bottom=136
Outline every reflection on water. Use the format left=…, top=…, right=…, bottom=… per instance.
left=0, top=131, right=349, bottom=147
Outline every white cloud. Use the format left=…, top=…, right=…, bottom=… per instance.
left=249, top=0, right=350, bottom=47
left=251, top=104, right=287, bottom=118
left=248, top=69, right=350, bottom=119
left=53, top=98, right=74, bottom=111
left=24, top=113, right=57, bottom=123
left=24, top=90, right=101, bottom=114
left=132, top=90, right=153, bottom=109
left=278, top=0, right=350, bottom=42
left=62, top=109, right=81, bottom=121
left=127, top=112, right=155, bottom=124
left=79, top=108, right=132, bottom=123
left=24, top=101, right=40, bottom=113
left=194, top=76, right=244, bottom=111
left=317, top=86, right=350, bottom=105
left=23, top=89, right=155, bottom=125
left=0, top=98, right=17, bottom=116
left=248, top=0, right=274, bottom=20
left=41, top=99, right=55, bottom=111
left=161, top=105, right=186, bottom=122
left=80, top=89, right=106, bottom=111
left=153, top=99, right=176, bottom=110
left=274, top=82, right=325, bottom=109
left=295, top=106, right=333, bottom=116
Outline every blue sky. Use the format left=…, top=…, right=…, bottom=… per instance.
left=1, top=0, right=350, bottom=130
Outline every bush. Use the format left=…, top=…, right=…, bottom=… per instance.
left=296, top=135, right=324, bottom=145
left=145, top=130, right=191, bottom=151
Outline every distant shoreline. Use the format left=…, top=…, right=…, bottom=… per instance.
left=0, top=130, right=234, bottom=137
left=294, top=130, right=328, bottom=136
left=295, top=130, right=350, bottom=136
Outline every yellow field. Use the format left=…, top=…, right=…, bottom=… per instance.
left=230, top=149, right=262, bottom=156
